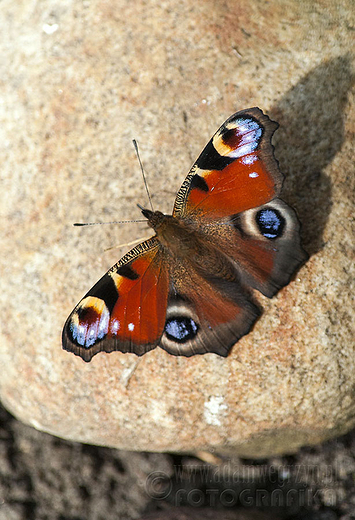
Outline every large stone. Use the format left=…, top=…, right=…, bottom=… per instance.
left=0, top=0, right=354, bottom=457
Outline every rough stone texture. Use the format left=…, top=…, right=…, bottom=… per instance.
left=0, top=402, right=352, bottom=520
left=0, top=0, right=354, bottom=457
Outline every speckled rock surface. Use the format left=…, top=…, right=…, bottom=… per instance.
left=0, top=0, right=354, bottom=457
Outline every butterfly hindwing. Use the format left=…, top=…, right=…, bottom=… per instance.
left=62, top=238, right=169, bottom=361
left=191, top=198, right=308, bottom=299
left=160, top=260, right=261, bottom=357
left=228, top=198, right=308, bottom=297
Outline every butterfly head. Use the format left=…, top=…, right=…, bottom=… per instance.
left=140, top=207, right=166, bottom=232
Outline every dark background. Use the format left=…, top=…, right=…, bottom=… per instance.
left=1, top=402, right=355, bottom=520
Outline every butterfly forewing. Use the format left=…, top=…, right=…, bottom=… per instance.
left=62, top=238, right=169, bottom=361
left=173, top=108, right=282, bottom=219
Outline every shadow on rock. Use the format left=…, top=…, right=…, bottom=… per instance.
left=270, top=55, right=354, bottom=256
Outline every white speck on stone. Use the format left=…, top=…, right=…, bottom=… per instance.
left=149, top=399, right=173, bottom=427
left=249, top=172, right=259, bottom=178
left=128, top=323, right=134, bottom=331
left=204, top=396, right=228, bottom=426
left=29, top=418, right=43, bottom=430
left=42, top=23, right=59, bottom=35
left=121, top=362, right=139, bottom=387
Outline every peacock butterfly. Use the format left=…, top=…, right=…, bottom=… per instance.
left=62, top=108, right=308, bottom=361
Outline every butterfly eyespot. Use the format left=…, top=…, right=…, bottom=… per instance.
left=256, top=208, right=285, bottom=239
left=164, top=316, right=199, bottom=343
left=69, top=296, right=110, bottom=348
left=217, top=118, right=262, bottom=158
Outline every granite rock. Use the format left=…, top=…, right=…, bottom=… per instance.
left=0, top=0, right=354, bottom=457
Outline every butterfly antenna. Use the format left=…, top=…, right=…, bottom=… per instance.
left=133, top=139, right=154, bottom=211
left=73, top=219, right=146, bottom=226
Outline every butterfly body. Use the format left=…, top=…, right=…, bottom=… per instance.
left=63, top=108, right=308, bottom=361
left=142, top=209, right=227, bottom=273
